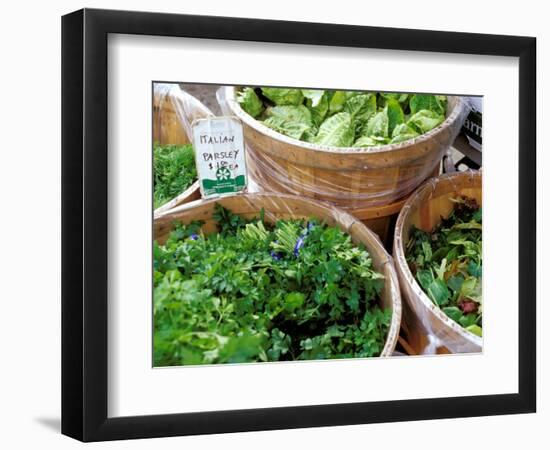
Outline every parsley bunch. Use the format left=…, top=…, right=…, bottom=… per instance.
left=154, top=205, right=391, bottom=366
left=406, top=196, right=482, bottom=336
left=153, top=143, right=197, bottom=209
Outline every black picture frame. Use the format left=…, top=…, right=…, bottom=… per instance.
left=62, top=8, right=536, bottom=442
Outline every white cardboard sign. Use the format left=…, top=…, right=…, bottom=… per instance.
left=192, top=117, right=247, bottom=197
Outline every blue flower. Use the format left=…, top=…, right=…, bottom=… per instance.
left=293, top=223, right=315, bottom=257
left=271, top=251, right=282, bottom=261
left=293, top=236, right=305, bottom=257
left=189, top=233, right=199, bottom=241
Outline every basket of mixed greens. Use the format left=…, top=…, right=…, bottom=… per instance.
left=393, top=171, right=482, bottom=354
left=153, top=193, right=401, bottom=366
left=220, top=87, right=469, bottom=213
left=153, top=85, right=214, bottom=216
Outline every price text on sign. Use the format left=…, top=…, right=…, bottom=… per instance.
left=192, top=117, right=247, bottom=197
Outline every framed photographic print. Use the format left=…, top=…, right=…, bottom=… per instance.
left=61, top=8, right=536, bottom=442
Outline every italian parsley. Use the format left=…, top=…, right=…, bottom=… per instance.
left=153, top=143, right=197, bottom=209
left=154, top=205, right=391, bottom=366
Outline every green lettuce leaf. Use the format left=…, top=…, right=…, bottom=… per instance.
left=301, top=89, right=325, bottom=107
left=261, top=87, right=304, bottom=106
left=266, top=105, right=313, bottom=126
left=465, top=324, right=482, bottom=337
left=328, top=91, right=348, bottom=114
left=353, top=136, right=380, bottom=148
left=385, top=99, right=405, bottom=135
left=344, top=94, right=377, bottom=135
left=407, top=109, right=445, bottom=134
left=364, top=110, right=389, bottom=138
left=313, top=112, right=355, bottom=147
left=237, top=87, right=264, bottom=118
left=262, top=116, right=311, bottom=140
left=442, top=306, right=463, bottom=323
left=263, top=105, right=315, bottom=140
left=390, top=123, right=419, bottom=144
left=302, top=90, right=329, bottom=126
left=409, top=94, right=446, bottom=115
left=427, top=278, right=450, bottom=306
left=353, top=135, right=388, bottom=148
left=380, top=92, right=410, bottom=105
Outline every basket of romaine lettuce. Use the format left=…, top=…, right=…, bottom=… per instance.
left=220, top=86, right=469, bottom=213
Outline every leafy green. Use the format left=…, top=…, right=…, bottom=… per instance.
left=261, top=87, right=304, bottom=106
left=262, top=105, right=316, bottom=140
left=262, top=116, right=312, bottom=140
left=353, top=135, right=385, bottom=148
left=390, top=123, right=419, bottom=144
left=344, top=94, right=377, bottom=135
left=407, top=110, right=445, bottom=134
left=153, top=143, right=197, bottom=209
left=154, top=205, right=391, bottom=366
left=380, top=92, right=410, bottom=104
left=238, top=87, right=448, bottom=149
left=313, top=112, right=355, bottom=147
left=409, top=94, right=446, bottom=115
left=236, top=87, right=264, bottom=118
left=328, top=90, right=349, bottom=114
left=385, top=99, right=405, bottom=135
left=302, top=89, right=329, bottom=126
left=364, top=111, right=389, bottom=138
left=406, top=196, right=482, bottom=336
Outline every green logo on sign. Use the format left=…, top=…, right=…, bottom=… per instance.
left=216, top=167, right=232, bottom=181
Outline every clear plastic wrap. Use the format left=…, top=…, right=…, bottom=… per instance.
left=153, top=84, right=214, bottom=216
left=392, top=170, right=482, bottom=354
left=154, top=83, right=215, bottom=141
left=217, top=86, right=471, bottom=213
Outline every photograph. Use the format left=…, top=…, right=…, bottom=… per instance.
left=152, top=82, right=483, bottom=366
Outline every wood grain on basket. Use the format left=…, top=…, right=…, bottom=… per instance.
left=154, top=193, right=402, bottom=357
left=393, top=170, right=482, bottom=354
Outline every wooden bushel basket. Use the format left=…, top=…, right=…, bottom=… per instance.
left=153, top=85, right=213, bottom=216
left=154, top=193, right=402, bottom=357
left=393, top=170, right=482, bottom=354
left=221, top=87, right=468, bottom=244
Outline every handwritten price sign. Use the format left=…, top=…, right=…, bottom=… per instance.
left=192, top=117, right=248, bottom=198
